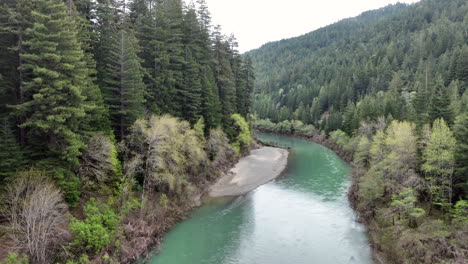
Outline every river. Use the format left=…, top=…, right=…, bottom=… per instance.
left=147, top=132, right=373, bottom=264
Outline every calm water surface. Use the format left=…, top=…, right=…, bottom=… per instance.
left=148, top=133, right=373, bottom=264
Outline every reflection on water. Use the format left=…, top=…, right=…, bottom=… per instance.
left=148, top=133, right=373, bottom=264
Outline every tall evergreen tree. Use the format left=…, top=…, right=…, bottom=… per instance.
left=179, top=7, right=203, bottom=124
left=12, top=0, right=91, bottom=204
left=96, top=0, right=146, bottom=140
left=68, top=0, right=111, bottom=134
left=0, top=0, right=34, bottom=146
left=0, top=117, right=23, bottom=181
left=239, top=55, right=255, bottom=117
left=453, top=113, right=468, bottom=199
left=165, top=0, right=185, bottom=117
left=195, top=0, right=221, bottom=129
left=131, top=0, right=160, bottom=113
left=213, top=26, right=236, bottom=128
left=429, top=75, right=453, bottom=125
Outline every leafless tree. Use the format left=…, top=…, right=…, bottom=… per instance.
left=0, top=169, right=70, bottom=264
left=78, top=133, right=120, bottom=195
left=206, top=128, right=237, bottom=178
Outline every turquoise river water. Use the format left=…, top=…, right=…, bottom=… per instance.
left=148, top=132, right=373, bottom=264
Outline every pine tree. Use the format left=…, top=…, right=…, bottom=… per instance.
left=131, top=0, right=159, bottom=113
left=453, top=113, right=468, bottom=199
left=343, top=101, right=358, bottom=135
left=195, top=0, right=221, bottom=129
left=96, top=0, right=145, bottom=140
left=180, top=7, right=202, bottom=124
left=429, top=75, right=453, bottom=125
left=165, top=0, right=185, bottom=117
left=0, top=118, right=23, bottom=181
left=412, top=80, right=430, bottom=127
left=12, top=0, right=91, bottom=205
left=149, top=0, right=175, bottom=114
left=213, top=26, right=236, bottom=128
left=112, top=25, right=146, bottom=139
left=181, top=47, right=202, bottom=124
left=0, top=0, right=35, bottom=146
left=240, top=55, right=255, bottom=117
left=68, top=0, right=111, bottom=134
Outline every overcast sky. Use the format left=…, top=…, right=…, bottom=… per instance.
left=200, top=0, right=421, bottom=53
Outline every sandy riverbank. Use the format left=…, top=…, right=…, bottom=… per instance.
left=209, top=146, right=289, bottom=197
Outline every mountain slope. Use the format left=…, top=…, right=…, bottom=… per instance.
left=248, top=0, right=468, bottom=133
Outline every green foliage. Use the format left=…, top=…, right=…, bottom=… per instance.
left=0, top=118, right=23, bottom=181
left=359, top=167, right=384, bottom=205
left=329, top=130, right=350, bottom=148
left=453, top=113, right=468, bottom=199
left=254, top=118, right=317, bottom=137
left=95, top=1, right=146, bottom=140
left=65, top=254, right=90, bottom=264
left=14, top=0, right=88, bottom=169
left=230, top=114, right=253, bottom=152
left=160, top=193, right=169, bottom=209
left=353, top=136, right=371, bottom=166
left=429, top=76, right=454, bottom=125
left=451, top=200, right=468, bottom=223
left=0, top=253, right=29, bottom=264
left=0, top=0, right=251, bottom=261
left=422, top=118, right=456, bottom=205
left=391, top=188, right=425, bottom=220
left=249, top=0, right=468, bottom=136
left=69, top=198, right=119, bottom=254
left=124, top=115, right=206, bottom=197
left=194, top=116, right=206, bottom=141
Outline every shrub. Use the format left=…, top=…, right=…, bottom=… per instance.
left=230, top=114, right=253, bottom=152
left=69, top=198, right=119, bottom=254
left=0, top=253, right=29, bottom=264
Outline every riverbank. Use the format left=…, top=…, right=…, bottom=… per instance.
left=255, top=127, right=467, bottom=264
left=209, top=147, right=289, bottom=197
left=136, top=144, right=290, bottom=262
left=147, top=132, right=373, bottom=264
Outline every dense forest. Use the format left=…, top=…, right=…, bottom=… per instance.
left=0, top=0, right=254, bottom=263
left=251, top=0, right=468, bottom=262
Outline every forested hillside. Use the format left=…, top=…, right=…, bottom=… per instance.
left=251, top=0, right=468, bottom=262
left=249, top=0, right=467, bottom=132
left=0, top=0, right=254, bottom=263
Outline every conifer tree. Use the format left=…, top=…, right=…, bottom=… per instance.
left=429, top=75, right=453, bottom=125
left=180, top=7, right=203, bottom=124
left=150, top=0, right=175, bottom=114
left=0, top=117, right=23, bottom=181
left=13, top=0, right=91, bottom=205
left=195, top=0, right=221, bottom=129
left=68, top=0, right=111, bottom=134
left=112, top=25, right=146, bottom=139
left=240, top=55, right=255, bottom=117
left=165, top=0, right=185, bottom=117
left=453, top=113, right=468, bottom=199
left=131, top=0, right=160, bottom=113
left=96, top=0, right=146, bottom=140
left=0, top=0, right=35, bottom=146
left=213, top=27, right=237, bottom=128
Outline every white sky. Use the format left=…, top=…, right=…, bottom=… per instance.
left=199, top=0, right=421, bottom=53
